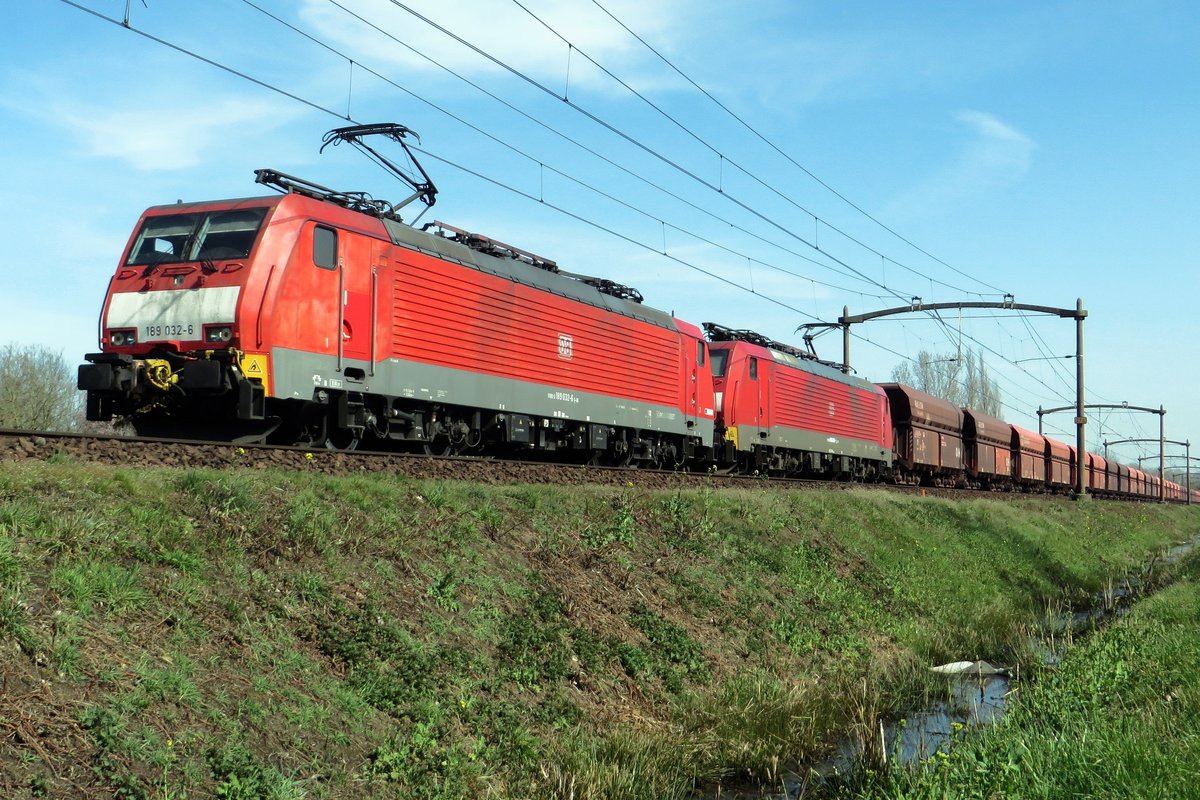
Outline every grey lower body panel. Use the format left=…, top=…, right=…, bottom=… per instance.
left=271, top=348, right=714, bottom=446
left=737, top=424, right=892, bottom=465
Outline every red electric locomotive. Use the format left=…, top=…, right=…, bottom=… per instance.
left=704, top=324, right=892, bottom=479
left=78, top=125, right=716, bottom=462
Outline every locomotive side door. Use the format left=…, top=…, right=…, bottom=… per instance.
left=339, top=230, right=375, bottom=370
left=685, top=337, right=703, bottom=428
left=750, top=356, right=770, bottom=442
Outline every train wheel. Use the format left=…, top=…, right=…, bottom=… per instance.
left=312, top=408, right=360, bottom=451
left=323, top=425, right=361, bottom=451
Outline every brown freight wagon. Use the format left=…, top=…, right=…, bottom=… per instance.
left=962, top=407, right=1012, bottom=490
left=881, top=384, right=964, bottom=487
left=1115, top=463, right=1131, bottom=496
left=1087, top=452, right=1110, bottom=496
left=1045, top=437, right=1073, bottom=492
left=1011, top=426, right=1047, bottom=491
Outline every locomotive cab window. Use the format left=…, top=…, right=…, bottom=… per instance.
left=314, top=225, right=338, bottom=270
left=195, top=210, right=266, bottom=260
left=749, top=357, right=758, bottom=380
left=697, top=341, right=706, bottom=367
left=125, top=207, right=267, bottom=266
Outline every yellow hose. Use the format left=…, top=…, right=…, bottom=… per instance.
left=144, top=359, right=178, bottom=391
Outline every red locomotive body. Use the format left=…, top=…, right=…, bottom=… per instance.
left=706, top=327, right=891, bottom=478
left=880, top=384, right=963, bottom=486
left=79, top=181, right=715, bottom=462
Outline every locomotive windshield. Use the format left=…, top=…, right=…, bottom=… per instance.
left=126, top=207, right=268, bottom=266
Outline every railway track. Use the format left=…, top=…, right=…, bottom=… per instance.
left=0, top=427, right=1054, bottom=502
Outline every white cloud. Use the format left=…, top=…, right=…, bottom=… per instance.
left=954, top=109, right=1035, bottom=177
left=0, top=63, right=310, bottom=173
left=883, top=110, right=1036, bottom=221
left=56, top=95, right=306, bottom=171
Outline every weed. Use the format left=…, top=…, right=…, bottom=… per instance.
left=136, top=656, right=202, bottom=707
left=367, top=718, right=487, bottom=797
left=289, top=570, right=331, bottom=605
left=469, top=503, right=508, bottom=536
left=207, top=739, right=304, bottom=800
left=656, top=489, right=719, bottom=546
left=52, top=560, right=148, bottom=616
left=155, top=545, right=205, bottom=576
left=80, top=705, right=149, bottom=798
left=0, top=591, right=37, bottom=652
left=6, top=462, right=1199, bottom=800
left=318, top=603, right=437, bottom=713
left=0, top=533, right=23, bottom=585
left=27, top=773, right=50, bottom=797
left=616, top=642, right=652, bottom=679
left=282, top=489, right=344, bottom=553
left=417, top=483, right=455, bottom=511
left=581, top=487, right=639, bottom=550
left=770, top=612, right=822, bottom=653
left=177, top=470, right=258, bottom=518
left=49, top=611, right=85, bottom=678
left=428, top=569, right=462, bottom=612
left=628, top=606, right=710, bottom=691
left=498, top=591, right=574, bottom=689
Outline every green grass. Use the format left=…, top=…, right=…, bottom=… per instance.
left=0, top=460, right=1197, bottom=799
left=843, top=557, right=1200, bottom=799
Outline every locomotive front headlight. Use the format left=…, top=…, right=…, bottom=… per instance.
left=110, top=329, right=136, bottom=346
left=205, top=325, right=234, bottom=343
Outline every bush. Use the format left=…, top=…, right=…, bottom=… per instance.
left=0, top=343, right=83, bottom=431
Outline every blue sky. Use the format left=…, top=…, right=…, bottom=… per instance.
left=5, top=1, right=1198, bottom=472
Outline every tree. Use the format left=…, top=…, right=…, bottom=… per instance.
left=891, top=347, right=1002, bottom=416
left=0, top=343, right=85, bottom=432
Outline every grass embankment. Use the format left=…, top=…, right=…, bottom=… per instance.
left=0, top=461, right=1197, bottom=799
left=844, top=556, right=1200, bottom=799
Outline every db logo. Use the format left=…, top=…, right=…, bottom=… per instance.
left=557, top=334, right=573, bottom=360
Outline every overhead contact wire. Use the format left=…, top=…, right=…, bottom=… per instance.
left=587, top=0, right=1010, bottom=297
left=513, top=0, right=994, bottom=298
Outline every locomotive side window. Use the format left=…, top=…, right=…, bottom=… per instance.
left=749, top=357, right=758, bottom=380
left=697, top=341, right=706, bottom=367
left=710, top=349, right=729, bottom=377
left=314, top=226, right=338, bottom=270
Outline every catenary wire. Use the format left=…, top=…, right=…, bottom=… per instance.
left=509, top=0, right=998, bottom=299
left=586, top=0, right=1011, bottom=298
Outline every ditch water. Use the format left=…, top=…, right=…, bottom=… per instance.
left=722, top=532, right=1200, bottom=799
